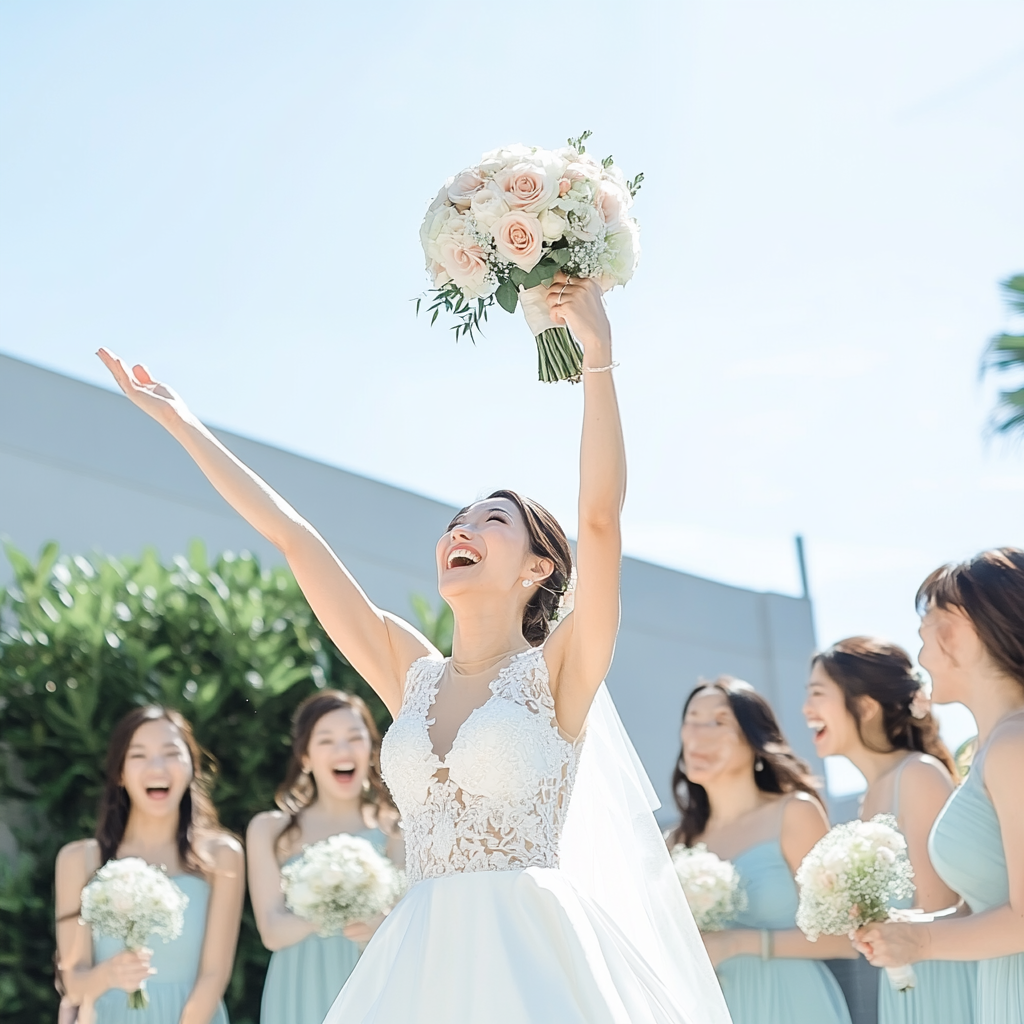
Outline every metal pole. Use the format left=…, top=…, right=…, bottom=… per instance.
left=795, top=534, right=810, bottom=600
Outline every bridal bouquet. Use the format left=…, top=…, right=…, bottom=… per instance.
left=418, top=131, right=642, bottom=383
left=796, top=815, right=917, bottom=991
left=281, top=833, right=404, bottom=937
left=670, top=843, right=748, bottom=932
left=79, top=857, right=189, bottom=1009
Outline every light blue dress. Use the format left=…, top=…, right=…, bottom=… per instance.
left=260, top=828, right=388, bottom=1024
left=876, top=756, right=975, bottom=1024
left=716, top=837, right=852, bottom=1024
left=93, top=873, right=228, bottom=1024
left=930, top=710, right=1024, bottom=1024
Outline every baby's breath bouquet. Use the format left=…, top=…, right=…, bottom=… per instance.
left=670, top=843, right=748, bottom=932
left=418, top=131, right=642, bottom=383
left=79, top=857, right=189, bottom=1009
left=796, top=814, right=917, bottom=991
left=281, top=833, right=404, bottom=937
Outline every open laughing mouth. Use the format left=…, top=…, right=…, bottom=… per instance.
left=145, top=785, right=170, bottom=800
left=332, top=765, right=356, bottom=783
left=807, top=720, right=827, bottom=743
left=446, top=547, right=481, bottom=569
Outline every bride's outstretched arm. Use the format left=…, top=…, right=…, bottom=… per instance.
left=542, top=275, right=626, bottom=738
left=96, top=349, right=436, bottom=714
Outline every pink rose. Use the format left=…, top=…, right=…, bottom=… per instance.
left=596, top=181, right=626, bottom=228
left=438, top=239, right=490, bottom=296
left=447, top=169, right=486, bottom=210
left=558, top=178, right=571, bottom=196
left=492, top=212, right=543, bottom=271
left=496, top=162, right=558, bottom=212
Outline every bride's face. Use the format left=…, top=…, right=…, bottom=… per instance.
left=436, top=498, right=547, bottom=605
left=680, top=689, right=755, bottom=786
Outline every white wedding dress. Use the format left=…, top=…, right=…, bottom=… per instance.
left=323, top=645, right=732, bottom=1024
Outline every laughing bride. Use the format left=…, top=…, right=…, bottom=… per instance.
left=98, top=272, right=731, bottom=1024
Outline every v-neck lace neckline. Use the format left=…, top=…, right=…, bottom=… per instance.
left=424, top=648, right=535, bottom=766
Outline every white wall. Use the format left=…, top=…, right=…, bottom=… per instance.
left=0, top=352, right=820, bottom=821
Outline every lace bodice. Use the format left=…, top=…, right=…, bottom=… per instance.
left=380, top=645, right=582, bottom=884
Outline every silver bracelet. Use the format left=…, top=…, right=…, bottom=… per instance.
left=584, top=361, right=619, bottom=373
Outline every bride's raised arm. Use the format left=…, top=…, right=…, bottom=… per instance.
left=541, top=275, right=626, bottom=739
left=96, top=349, right=437, bottom=714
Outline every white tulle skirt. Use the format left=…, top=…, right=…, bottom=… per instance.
left=322, top=867, right=696, bottom=1024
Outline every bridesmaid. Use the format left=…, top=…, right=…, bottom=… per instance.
left=805, top=636, right=976, bottom=1024
left=667, top=677, right=854, bottom=1024
left=54, top=707, right=244, bottom=1024
left=247, top=690, right=404, bottom=1024
left=854, top=549, right=1024, bottom=1023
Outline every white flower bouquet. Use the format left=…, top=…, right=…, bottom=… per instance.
left=418, top=131, right=643, bottom=383
left=796, top=814, right=917, bottom=991
left=79, top=857, right=189, bottom=1009
left=281, top=833, right=404, bottom=937
left=670, top=843, right=748, bottom=932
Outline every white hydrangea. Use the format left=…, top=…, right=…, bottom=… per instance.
left=281, top=833, right=405, bottom=937
left=670, top=843, right=748, bottom=932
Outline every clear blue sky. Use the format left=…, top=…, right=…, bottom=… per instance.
left=3, top=1, right=1023, bottom=764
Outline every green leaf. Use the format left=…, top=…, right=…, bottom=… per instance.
left=495, top=278, right=519, bottom=314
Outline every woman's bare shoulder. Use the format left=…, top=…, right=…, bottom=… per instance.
left=56, top=838, right=100, bottom=875
left=248, top=809, right=288, bottom=840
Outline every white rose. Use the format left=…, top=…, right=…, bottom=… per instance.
left=469, top=181, right=511, bottom=231
left=447, top=168, right=486, bottom=210
left=567, top=204, right=605, bottom=242
left=597, top=219, right=640, bottom=287
left=419, top=204, right=463, bottom=265
left=538, top=207, right=567, bottom=242
left=478, top=143, right=534, bottom=176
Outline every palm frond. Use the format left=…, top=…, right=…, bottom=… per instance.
left=982, top=273, right=1024, bottom=435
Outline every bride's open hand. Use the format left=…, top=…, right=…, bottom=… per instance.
left=544, top=273, right=612, bottom=366
left=97, top=348, right=191, bottom=427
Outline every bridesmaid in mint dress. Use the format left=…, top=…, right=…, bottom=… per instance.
left=668, top=677, right=854, bottom=1024
left=806, top=637, right=976, bottom=1024
left=55, top=706, right=243, bottom=1023
left=854, top=549, right=1024, bottom=1023
left=248, top=689, right=404, bottom=1024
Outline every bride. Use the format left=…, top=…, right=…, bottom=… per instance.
left=98, top=272, right=731, bottom=1024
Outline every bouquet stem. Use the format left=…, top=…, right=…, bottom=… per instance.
left=884, top=964, right=917, bottom=992
left=127, top=979, right=149, bottom=1010
left=535, top=327, right=584, bottom=384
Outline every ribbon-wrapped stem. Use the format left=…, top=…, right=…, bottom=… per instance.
left=518, top=285, right=584, bottom=384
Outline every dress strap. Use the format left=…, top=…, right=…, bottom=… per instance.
left=888, top=755, right=914, bottom=820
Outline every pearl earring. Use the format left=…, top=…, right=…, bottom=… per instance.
left=522, top=579, right=533, bottom=588
left=754, top=759, right=764, bottom=772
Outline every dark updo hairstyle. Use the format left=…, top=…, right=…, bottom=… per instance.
left=917, top=547, right=1024, bottom=691
left=274, top=690, right=396, bottom=855
left=95, top=705, right=223, bottom=875
left=667, top=676, right=822, bottom=848
left=813, top=637, right=956, bottom=780
left=447, top=489, right=573, bottom=646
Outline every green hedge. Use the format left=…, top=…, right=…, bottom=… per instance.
left=0, top=541, right=449, bottom=1024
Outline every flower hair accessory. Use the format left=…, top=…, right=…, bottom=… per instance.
left=552, top=567, right=577, bottom=623
left=908, top=668, right=931, bottom=720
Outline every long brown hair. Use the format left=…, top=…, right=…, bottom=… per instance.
left=447, top=489, right=573, bottom=647
left=667, top=677, right=822, bottom=848
left=274, top=690, right=396, bottom=854
left=95, top=706, right=223, bottom=875
left=917, top=547, right=1024, bottom=691
left=813, top=637, right=956, bottom=779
